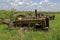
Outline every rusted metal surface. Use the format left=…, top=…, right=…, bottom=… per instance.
left=2, top=19, right=10, bottom=24
left=16, top=18, right=45, bottom=21
left=8, top=9, right=49, bottom=31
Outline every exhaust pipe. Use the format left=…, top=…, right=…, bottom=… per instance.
left=35, top=9, right=38, bottom=19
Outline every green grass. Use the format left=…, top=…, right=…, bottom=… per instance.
left=0, top=10, right=60, bottom=40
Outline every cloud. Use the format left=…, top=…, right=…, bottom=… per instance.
left=39, top=0, right=49, bottom=5
left=18, top=2, right=24, bottom=5
left=7, top=0, right=49, bottom=7
left=0, top=0, right=60, bottom=11
left=39, top=1, right=43, bottom=5
left=44, top=0, right=49, bottom=2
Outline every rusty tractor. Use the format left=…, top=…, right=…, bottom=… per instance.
left=7, top=9, right=49, bottom=31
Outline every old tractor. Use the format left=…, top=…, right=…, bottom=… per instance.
left=8, top=9, right=49, bottom=31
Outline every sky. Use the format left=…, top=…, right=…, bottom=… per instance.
left=0, top=0, right=60, bottom=12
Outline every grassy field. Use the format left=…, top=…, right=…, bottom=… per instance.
left=0, top=10, right=60, bottom=40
